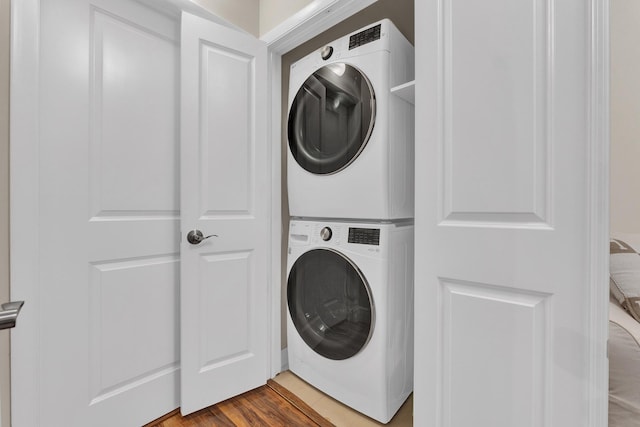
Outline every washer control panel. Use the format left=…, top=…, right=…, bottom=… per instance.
left=289, top=221, right=385, bottom=249
left=348, top=227, right=380, bottom=246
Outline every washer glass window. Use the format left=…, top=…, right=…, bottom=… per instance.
left=287, top=249, right=374, bottom=360
left=288, top=63, right=375, bottom=175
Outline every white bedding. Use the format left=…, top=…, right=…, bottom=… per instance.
left=609, top=232, right=640, bottom=427
left=610, top=297, right=640, bottom=427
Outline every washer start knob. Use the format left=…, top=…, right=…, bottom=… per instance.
left=320, top=227, right=333, bottom=241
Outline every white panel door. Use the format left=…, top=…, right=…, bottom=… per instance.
left=414, top=0, right=607, bottom=426
left=11, top=0, right=181, bottom=426
left=179, top=12, right=270, bottom=415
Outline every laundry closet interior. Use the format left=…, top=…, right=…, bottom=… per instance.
left=282, top=8, right=415, bottom=422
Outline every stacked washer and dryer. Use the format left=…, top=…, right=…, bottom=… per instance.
left=286, top=19, right=415, bottom=424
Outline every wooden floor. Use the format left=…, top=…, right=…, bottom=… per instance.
left=145, top=380, right=334, bottom=427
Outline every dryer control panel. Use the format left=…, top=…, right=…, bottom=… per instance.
left=348, top=227, right=380, bottom=246
left=348, top=24, right=382, bottom=50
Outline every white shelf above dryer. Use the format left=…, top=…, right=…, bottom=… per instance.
left=391, top=80, right=415, bottom=104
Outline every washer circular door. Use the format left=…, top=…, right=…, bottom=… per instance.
left=287, top=248, right=374, bottom=360
left=288, top=63, right=376, bottom=175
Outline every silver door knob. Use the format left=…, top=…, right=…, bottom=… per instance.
left=187, top=230, right=218, bottom=245
left=0, top=301, right=24, bottom=330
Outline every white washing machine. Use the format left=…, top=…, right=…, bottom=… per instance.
left=287, top=19, right=414, bottom=221
left=286, top=218, right=414, bottom=423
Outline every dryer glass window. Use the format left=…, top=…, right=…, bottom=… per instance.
left=287, top=249, right=373, bottom=360
left=288, top=63, right=375, bottom=175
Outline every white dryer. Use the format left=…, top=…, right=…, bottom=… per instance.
left=286, top=218, right=414, bottom=423
left=287, top=19, right=414, bottom=221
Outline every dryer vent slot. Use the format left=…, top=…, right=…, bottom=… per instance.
left=349, top=24, right=381, bottom=50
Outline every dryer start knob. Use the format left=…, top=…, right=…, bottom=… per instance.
left=320, top=227, right=333, bottom=241
left=321, top=45, right=333, bottom=60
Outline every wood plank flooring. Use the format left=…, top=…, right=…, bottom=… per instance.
left=145, top=380, right=335, bottom=427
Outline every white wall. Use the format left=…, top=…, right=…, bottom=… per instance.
left=189, top=0, right=314, bottom=39
left=611, top=0, right=640, bottom=233
left=259, top=0, right=313, bottom=36
left=191, top=0, right=260, bottom=36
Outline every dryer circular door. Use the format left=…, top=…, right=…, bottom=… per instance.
left=288, top=63, right=376, bottom=175
left=287, top=248, right=374, bottom=360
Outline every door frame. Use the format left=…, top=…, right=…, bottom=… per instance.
left=586, top=1, right=610, bottom=425
left=10, top=1, right=41, bottom=424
